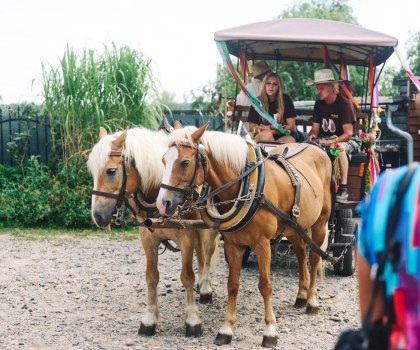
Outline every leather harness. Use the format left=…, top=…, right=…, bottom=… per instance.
left=161, top=140, right=339, bottom=263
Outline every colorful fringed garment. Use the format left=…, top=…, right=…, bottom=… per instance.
left=357, top=164, right=420, bottom=350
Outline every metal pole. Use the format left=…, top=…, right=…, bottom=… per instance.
left=143, top=218, right=209, bottom=229
left=385, top=106, right=413, bottom=164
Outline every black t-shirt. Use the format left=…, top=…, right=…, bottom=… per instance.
left=247, top=94, right=296, bottom=126
left=313, top=94, right=356, bottom=137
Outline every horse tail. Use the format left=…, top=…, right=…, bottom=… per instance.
left=317, top=223, right=329, bottom=283
left=209, top=233, right=221, bottom=272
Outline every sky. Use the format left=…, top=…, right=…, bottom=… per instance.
left=1, top=0, right=419, bottom=105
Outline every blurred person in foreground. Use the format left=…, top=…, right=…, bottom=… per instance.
left=357, top=163, right=420, bottom=350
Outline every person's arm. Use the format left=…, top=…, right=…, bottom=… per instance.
left=357, top=251, right=385, bottom=322
left=308, top=123, right=320, bottom=141
left=282, top=117, right=295, bottom=132
left=281, top=94, right=296, bottom=132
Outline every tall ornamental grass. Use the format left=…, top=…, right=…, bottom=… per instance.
left=42, top=43, right=162, bottom=170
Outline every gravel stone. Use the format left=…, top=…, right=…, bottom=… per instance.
left=0, top=234, right=360, bottom=349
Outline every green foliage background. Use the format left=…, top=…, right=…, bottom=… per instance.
left=0, top=157, right=91, bottom=228
left=1, top=43, right=162, bottom=228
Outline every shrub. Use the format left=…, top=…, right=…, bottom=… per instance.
left=0, top=156, right=92, bottom=228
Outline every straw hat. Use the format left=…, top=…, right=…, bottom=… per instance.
left=306, top=69, right=341, bottom=86
left=250, top=61, right=271, bottom=78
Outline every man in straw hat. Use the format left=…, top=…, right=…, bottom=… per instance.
left=236, top=60, right=272, bottom=106
left=306, top=69, right=360, bottom=203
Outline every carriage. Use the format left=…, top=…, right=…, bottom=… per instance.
left=213, top=18, right=407, bottom=276
left=89, top=19, right=415, bottom=348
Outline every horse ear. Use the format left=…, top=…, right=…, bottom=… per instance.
left=99, top=127, right=108, bottom=139
left=174, top=120, right=183, bottom=129
left=112, top=129, right=127, bottom=149
left=191, top=121, right=209, bottom=143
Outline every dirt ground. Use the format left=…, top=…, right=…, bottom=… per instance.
left=0, top=233, right=361, bottom=350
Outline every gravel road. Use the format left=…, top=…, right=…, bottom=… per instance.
left=0, top=233, right=360, bottom=350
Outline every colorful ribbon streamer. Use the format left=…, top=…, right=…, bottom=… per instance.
left=365, top=148, right=381, bottom=193
left=216, top=41, right=290, bottom=136
left=340, top=60, right=350, bottom=81
left=394, top=46, right=420, bottom=92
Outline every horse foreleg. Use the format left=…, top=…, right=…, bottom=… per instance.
left=306, top=222, right=327, bottom=315
left=214, top=241, right=243, bottom=346
left=179, top=232, right=202, bottom=337
left=286, top=232, right=309, bottom=308
left=195, top=229, right=219, bottom=303
left=138, top=229, right=160, bottom=336
left=254, top=239, right=278, bottom=348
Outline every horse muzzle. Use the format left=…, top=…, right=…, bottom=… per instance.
left=157, top=192, right=185, bottom=216
left=92, top=202, right=116, bottom=228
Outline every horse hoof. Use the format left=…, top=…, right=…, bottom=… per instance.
left=306, top=305, right=319, bottom=315
left=186, top=324, right=202, bottom=337
left=262, top=336, right=278, bottom=348
left=294, top=298, right=307, bottom=308
left=138, top=323, right=156, bottom=336
left=199, top=293, right=212, bottom=304
left=214, top=333, right=232, bottom=346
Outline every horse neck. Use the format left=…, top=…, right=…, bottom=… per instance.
left=206, top=151, right=242, bottom=203
left=141, top=184, right=161, bottom=203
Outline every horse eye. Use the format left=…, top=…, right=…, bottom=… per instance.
left=180, top=160, right=190, bottom=168
left=106, top=168, right=117, bottom=176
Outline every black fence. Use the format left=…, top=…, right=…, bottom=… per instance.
left=0, top=107, right=52, bottom=166
left=0, top=109, right=225, bottom=166
left=164, top=111, right=225, bottom=131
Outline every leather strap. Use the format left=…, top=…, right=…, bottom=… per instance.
left=257, top=194, right=339, bottom=264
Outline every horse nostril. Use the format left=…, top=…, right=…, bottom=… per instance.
left=94, top=213, right=105, bottom=227
left=164, top=200, right=172, bottom=212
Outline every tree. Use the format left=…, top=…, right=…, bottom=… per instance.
left=185, top=63, right=236, bottom=114
left=277, top=0, right=367, bottom=100
left=406, top=31, right=420, bottom=75
left=379, top=30, right=420, bottom=96
left=280, top=0, right=358, bottom=24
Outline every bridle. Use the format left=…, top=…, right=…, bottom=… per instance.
left=91, top=150, right=140, bottom=224
left=160, top=141, right=208, bottom=201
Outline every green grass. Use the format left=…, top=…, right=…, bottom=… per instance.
left=0, top=227, right=139, bottom=241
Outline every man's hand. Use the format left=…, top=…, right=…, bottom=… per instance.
left=258, top=124, right=271, bottom=131
left=308, top=134, right=317, bottom=142
left=319, top=139, right=332, bottom=146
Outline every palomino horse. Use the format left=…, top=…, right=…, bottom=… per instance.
left=156, top=123, right=332, bottom=347
left=87, top=127, right=219, bottom=337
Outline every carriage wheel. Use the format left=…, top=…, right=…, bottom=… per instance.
left=337, top=208, right=353, bottom=225
left=333, top=218, right=357, bottom=276
left=224, top=245, right=252, bottom=267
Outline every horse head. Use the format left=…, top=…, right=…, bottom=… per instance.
left=157, top=122, right=209, bottom=216
left=87, top=127, right=141, bottom=228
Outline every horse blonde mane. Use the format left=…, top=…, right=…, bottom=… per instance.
left=87, top=128, right=168, bottom=192
left=168, top=127, right=248, bottom=174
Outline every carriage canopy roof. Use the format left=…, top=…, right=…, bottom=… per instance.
left=214, top=19, right=398, bottom=66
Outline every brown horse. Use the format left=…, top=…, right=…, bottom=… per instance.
left=156, top=123, right=332, bottom=347
left=87, top=127, right=219, bottom=337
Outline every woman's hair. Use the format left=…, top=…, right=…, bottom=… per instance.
left=259, top=72, right=285, bottom=122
